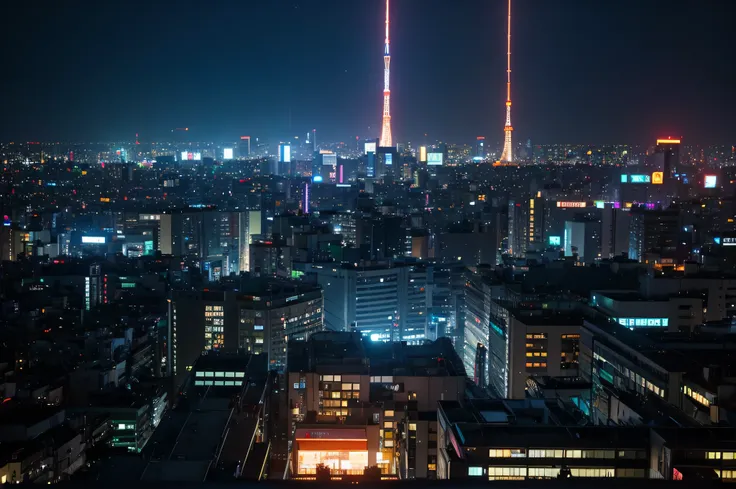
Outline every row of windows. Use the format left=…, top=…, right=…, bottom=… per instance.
left=370, top=376, right=394, bottom=383
left=526, top=333, right=547, bottom=339
left=707, top=452, right=736, bottom=460
left=525, top=362, right=548, bottom=368
left=525, top=352, right=548, bottom=357
left=470, top=467, right=617, bottom=479
left=194, top=380, right=241, bottom=387
left=488, top=449, right=525, bottom=458
left=685, top=386, right=712, bottom=407
left=320, top=409, right=348, bottom=416
left=594, top=351, right=666, bottom=399
left=491, top=449, right=618, bottom=459
left=322, top=400, right=350, bottom=408
left=530, top=449, right=616, bottom=459
left=320, top=390, right=360, bottom=399
left=319, top=375, right=342, bottom=382
left=194, top=371, right=245, bottom=378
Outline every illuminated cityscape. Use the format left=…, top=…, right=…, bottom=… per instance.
left=0, top=0, right=735, bottom=486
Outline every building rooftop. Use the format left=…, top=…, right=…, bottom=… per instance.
left=287, top=331, right=466, bottom=378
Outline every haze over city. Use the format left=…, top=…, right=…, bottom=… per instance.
left=2, top=0, right=735, bottom=143
left=1, top=0, right=736, bottom=486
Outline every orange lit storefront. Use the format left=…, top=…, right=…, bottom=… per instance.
left=293, top=427, right=381, bottom=476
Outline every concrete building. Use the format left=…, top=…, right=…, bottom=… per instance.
left=639, top=268, right=736, bottom=323
left=437, top=396, right=736, bottom=481
left=463, top=273, right=582, bottom=398
left=168, top=278, right=322, bottom=382
left=286, top=332, right=466, bottom=479
left=591, top=290, right=704, bottom=332
left=300, top=262, right=431, bottom=343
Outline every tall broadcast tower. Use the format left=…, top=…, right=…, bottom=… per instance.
left=499, top=0, right=514, bottom=163
left=379, top=0, right=393, bottom=148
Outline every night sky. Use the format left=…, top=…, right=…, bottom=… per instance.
left=2, top=0, right=734, bottom=145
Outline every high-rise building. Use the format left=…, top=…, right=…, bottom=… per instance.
left=239, top=135, right=251, bottom=157
left=655, top=137, right=681, bottom=177
left=628, top=208, right=682, bottom=263
left=168, top=278, right=323, bottom=382
left=379, top=0, right=393, bottom=148
left=499, top=0, right=514, bottom=164
left=286, top=332, right=466, bottom=478
left=564, top=218, right=601, bottom=264
left=476, top=136, right=486, bottom=159
left=300, top=262, right=430, bottom=343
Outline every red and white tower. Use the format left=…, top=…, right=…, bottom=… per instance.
left=500, top=0, right=514, bottom=163
left=379, top=0, right=393, bottom=148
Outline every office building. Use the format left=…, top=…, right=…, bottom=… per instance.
left=628, top=208, right=681, bottom=263
left=286, top=332, right=466, bottom=478
left=437, top=396, right=736, bottom=481
left=655, top=138, right=681, bottom=178
left=300, top=262, right=431, bottom=343
left=239, top=136, right=251, bottom=157
left=591, top=291, right=703, bottom=332
left=168, top=278, right=322, bottom=382
left=564, top=218, right=601, bottom=264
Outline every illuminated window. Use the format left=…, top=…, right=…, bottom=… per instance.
left=409, top=423, right=417, bottom=431
left=720, top=470, right=736, bottom=480
left=529, top=449, right=564, bottom=458
left=569, top=468, right=615, bottom=478
left=489, top=449, right=525, bottom=458
left=468, top=467, right=483, bottom=476
left=707, top=452, right=722, bottom=460
left=528, top=467, right=560, bottom=478
left=385, top=410, right=394, bottom=417
left=487, top=467, right=526, bottom=480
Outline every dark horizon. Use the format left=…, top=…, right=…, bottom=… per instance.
left=1, top=0, right=734, bottom=145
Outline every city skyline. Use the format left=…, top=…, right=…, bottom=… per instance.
left=1, top=0, right=735, bottom=144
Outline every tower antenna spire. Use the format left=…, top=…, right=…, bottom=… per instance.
left=379, top=0, right=393, bottom=148
left=499, top=0, right=514, bottom=164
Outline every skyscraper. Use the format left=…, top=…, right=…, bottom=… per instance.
left=379, top=0, right=393, bottom=148
left=499, top=0, right=514, bottom=164
left=655, top=137, right=681, bottom=177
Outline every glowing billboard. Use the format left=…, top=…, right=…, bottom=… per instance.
left=617, top=317, right=669, bottom=328
left=651, top=172, right=664, bottom=185
left=705, top=175, right=717, bottom=188
left=419, top=146, right=427, bottom=163
left=385, top=153, right=393, bottom=166
left=630, top=174, right=650, bottom=183
left=180, top=151, right=201, bottom=161
left=549, top=236, right=561, bottom=246
left=223, top=148, right=234, bottom=160
left=427, top=152, right=443, bottom=166
left=364, top=142, right=377, bottom=154
left=82, top=236, right=106, bottom=244
left=556, top=201, right=587, bottom=208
